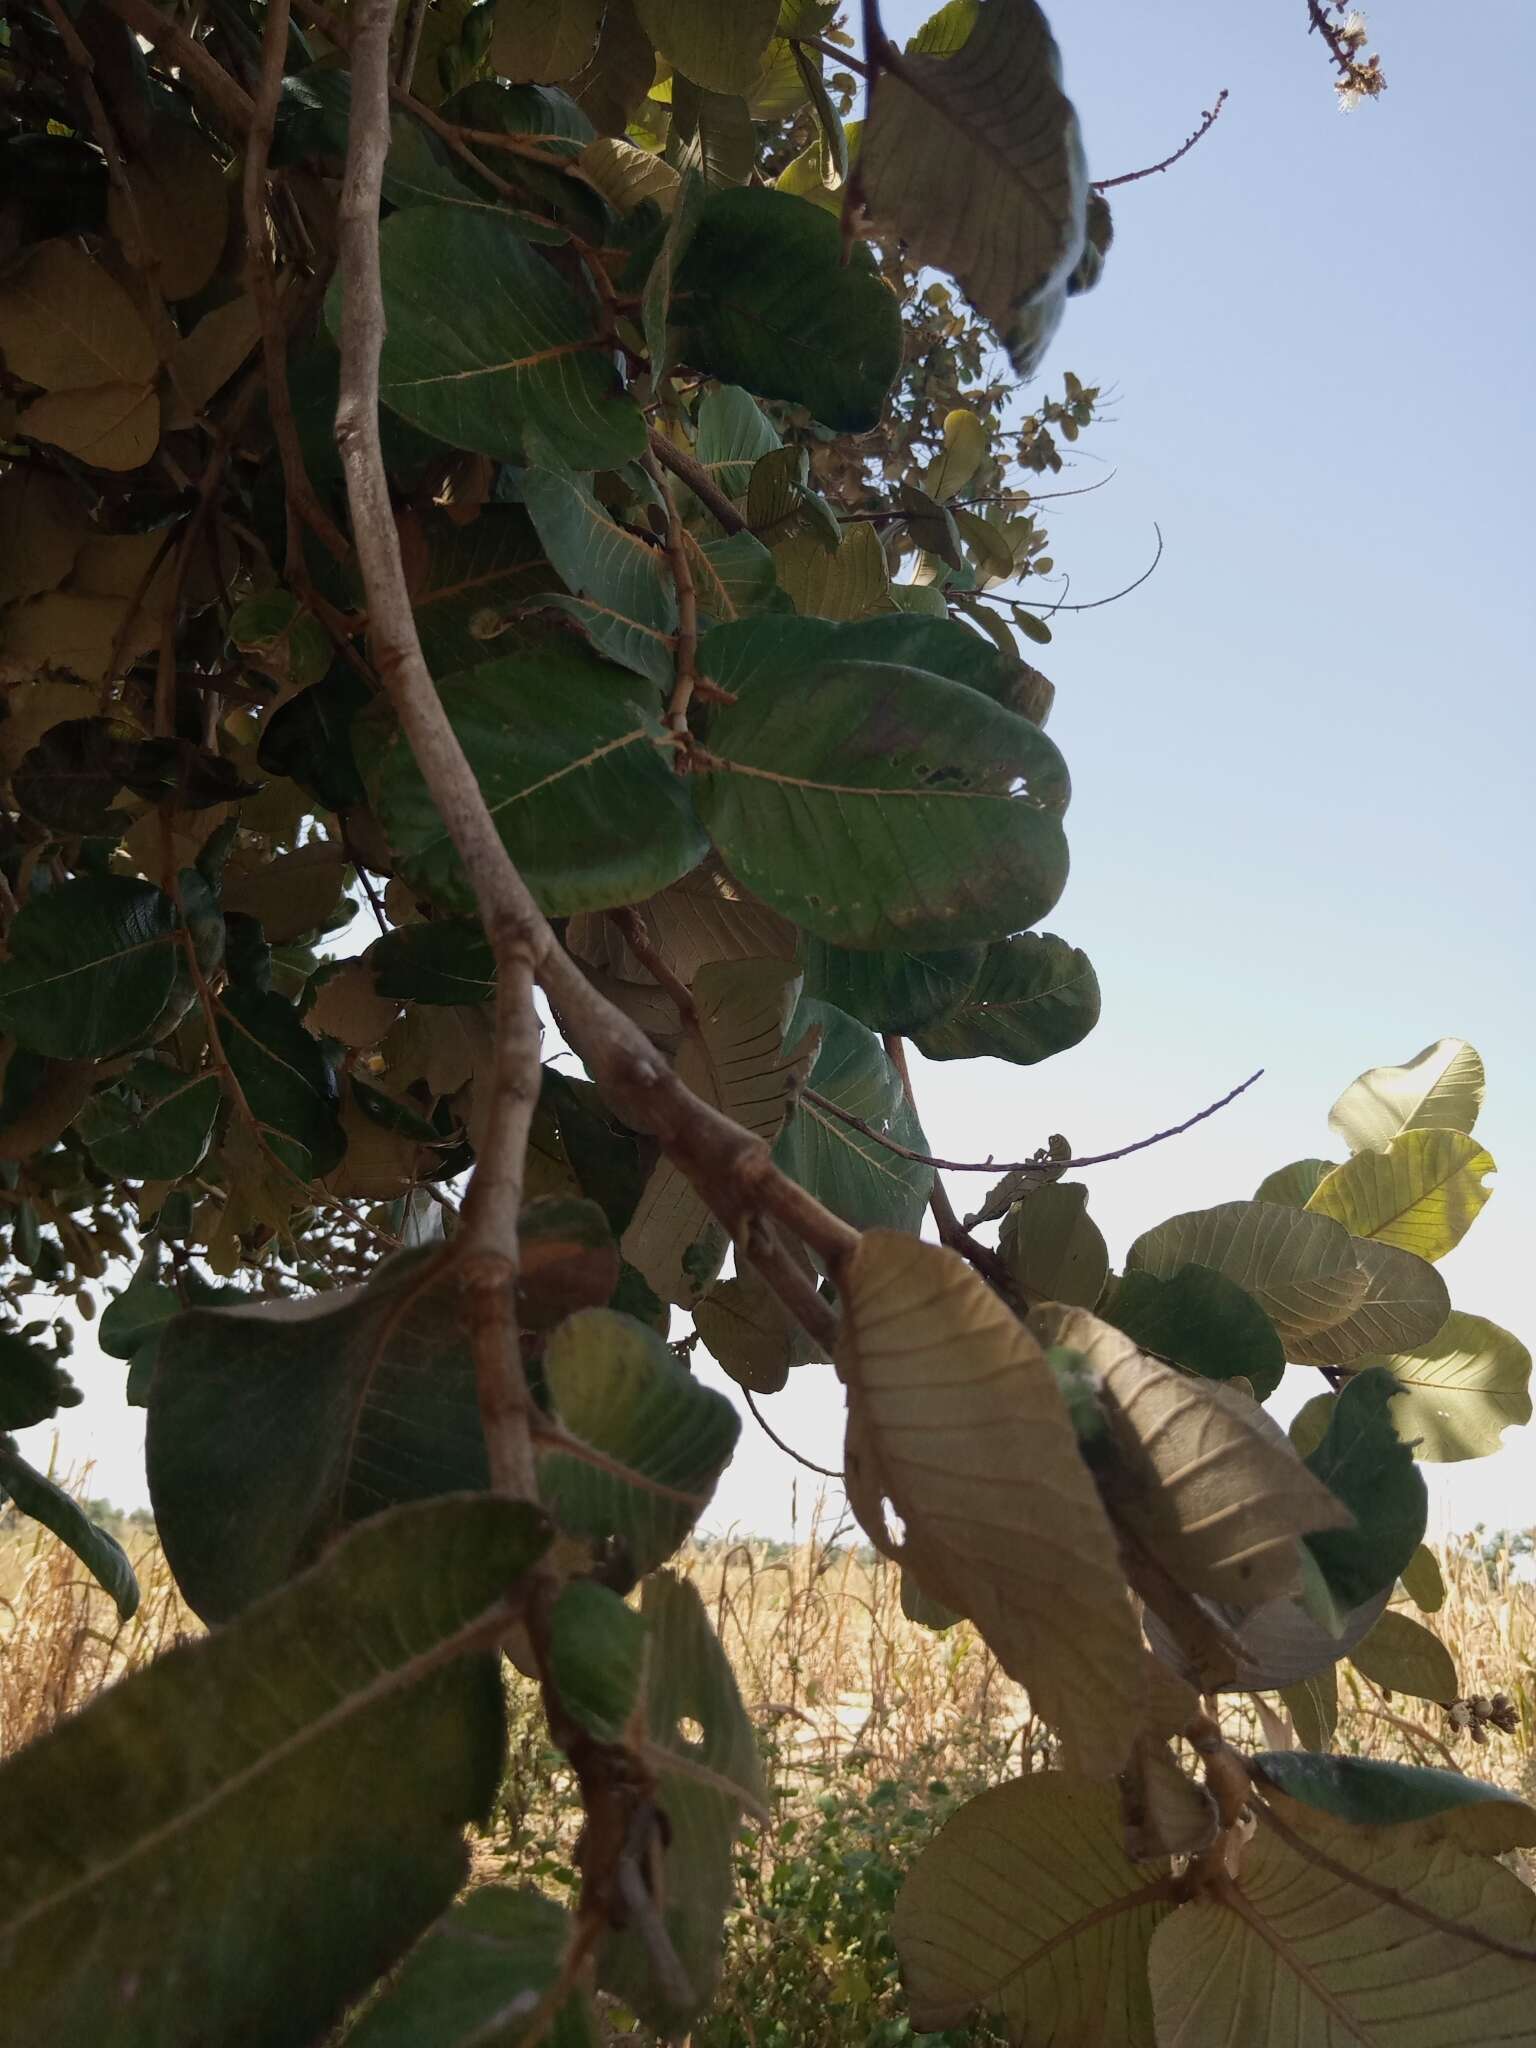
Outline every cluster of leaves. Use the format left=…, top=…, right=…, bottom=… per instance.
left=0, top=0, right=1528, bottom=2043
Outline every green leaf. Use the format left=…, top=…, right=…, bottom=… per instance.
left=357, top=629, right=709, bottom=919
left=548, top=1578, right=648, bottom=1744
left=667, top=78, right=755, bottom=189
left=0, top=1496, right=548, bottom=2048
left=642, top=166, right=706, bottom=377
left=1127, top=1200, right=1369, bottom=1351
left=256, top=668, right=370, bottom=811
left=633, top=0, right=777, bottom=94
left=1251, top=1752, right=1536, bottom=1854
left=217, top=986, right=345, bottom=1178
left=0, top=1437, right=138, bottom=1617
left=999, top=1181, right=1107, bottom=1308
left=538, top=1307, right=739, bottom=1577
left=75, top=1060, right=222, bottom=1180
left=371, top=919, right=496, bottom=1006
left=800, top=934, right=982, bottom=1035
left=409, top=505, right=552, bottom=678
left=1149, top=1817, right=1536, bottom=2045
left=668, top=188, right=902, bottom=431
left=1279, top=1667, right=1338, bottom=1752
left=598, top=1572, right=765, bottom=2030
left=347, top=1886, right=600, bottom=2048
left=691, top=383, right=780, bottom=500
left=1349, top=1609, right=1457, bottom=1704
left=1401, top=1542, right=1447, bottom=1612
left=1329, top=1037, right=1485, bottom=1153
left=892, top=1773, right=1170, bottom=2039
left=0, top=876, right=188, bottom=1059
left=148, top=1248, right=488, bottom=1621
left=1254, top=1156, right=1338, bottom=1207
left=1303, top=1366, right=1427, bottom=1610
left=772, top=996, right=932, bottom=1237
left=520, top=464, right=678, bottom=685
left=0, top=1332, right=81, bottom=1429
left=349, top=206, right=645, bottom=468
left=1285, top=1234, right=1450, bottom=1370
left=912, top=930, right=1099, bottom=1065
left=697, top=608, right=1035, bottom=702
left=622, top=959, right=809, bottom=1304
left=1360, top=1311, right=1533, bottom=1463
left=1307, top=1128, right=1496, bottom=1263
left=695, top=659, right=1070, bottom=950
left=1101, top=1265, right=1286, bottom=1402
left=861, top=0, right=1088, bottom=374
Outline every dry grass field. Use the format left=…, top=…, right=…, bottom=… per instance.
left=5, top=1478, right=1534, bottom=2045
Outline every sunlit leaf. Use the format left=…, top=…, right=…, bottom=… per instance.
left=1126, top=1200, right=1368, bottom=1350
left=1329, top=1038, right=1485, bottom=1153
left=1307, top=1129, right=1495, bottom=1264
left=1360, top=1311, right=1534, bottom=1463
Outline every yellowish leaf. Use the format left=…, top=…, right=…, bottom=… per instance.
left=773, top=523, right=895, bottom=620
left=837, top=1234, right=1144, bottom=1776
left=1307, top=1129, right=1495, bottom=1263
left=1329, top=1037, right=1485, bottom=1153
left=221, top=854, right=350, bottom=945
left=167, top=293, right=262, bottom=427
left=19, top=382, right=161, bottom=472
left=0, top=591, right=156, bottom=685
left=306, top=963, right=401, bottom=1049
left=923, top=407, right=987, bottom=502
left=578, top=136, right=681, bottom=213
left=0, top=238, right=158, bottom=387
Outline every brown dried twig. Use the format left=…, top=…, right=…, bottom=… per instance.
left=1094, top=90, right=1229, bottom=191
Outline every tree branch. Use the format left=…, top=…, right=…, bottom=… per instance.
left=643, top=452, right=701, bottom=739
left=1094, top=90, right=1228, bottom=191
left=803, top=1068, right=1263, bottom=1177
left=93, top=0, right=255, bottom=133
left=647, top=429, right=750, bottom=535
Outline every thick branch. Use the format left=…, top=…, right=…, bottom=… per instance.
left=94, top=0, right=255, bottom=132
left=647, top=429, right=750, bottom=535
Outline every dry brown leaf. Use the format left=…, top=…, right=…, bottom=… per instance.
left=836, top=1233, right=1145, bottom=1777
left=0, top=1044, right=97, bottom=1159
left=0, top=590, right=156, bottom=685
left=19, top=382, right=161, bottom=473
left=1122, top=1737, right=1218, bottom=1861
left=0, top=471, right=88, bottom=605
left=306, top=963, right=400, bottom=1049
left=221, top=853, right=350, bottom=944
left=1034, top=1305, right=1350, bottom=1611
left=166, top=294, right=262, bottom=426
left=0, top=239, right=158, bottom=387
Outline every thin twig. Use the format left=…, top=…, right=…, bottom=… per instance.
left=644, top=452, right=701, bottom=738
left=647, top=429, right=750, bottom=535
left=804, top=1068, right=1264, bottom=1176
left=1004, top=524, right=1164, bottom=614
left=1094, top=90, right=1229, bottom=191
left=242, top=0, right=350, bottom=578
left=395, top=0, right=430, bottom=89
left=743, top=1387, right=843, bottom=1481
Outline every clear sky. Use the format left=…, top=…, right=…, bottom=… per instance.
left=17, top=1, right=1534, bottom=1543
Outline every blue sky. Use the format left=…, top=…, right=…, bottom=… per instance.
left=18, top=1, right=1534, bottom=1540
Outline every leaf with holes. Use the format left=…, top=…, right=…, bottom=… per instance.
left=0, top=1496, right=548, bottom=2048
left=695, top=659, right=1070, bottom=950
left=893, top=1773, right=1172, bottom=2040
left=1360, top=1311, right=1532, bottom=1464
left=538, top=1308, right=739, bottom=1578
left=1307, top=1129, right=1496, bottom=1263
left=357, top=626, right=708, bottom=918
left=838, top=1235, right=1144, bottom=1776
